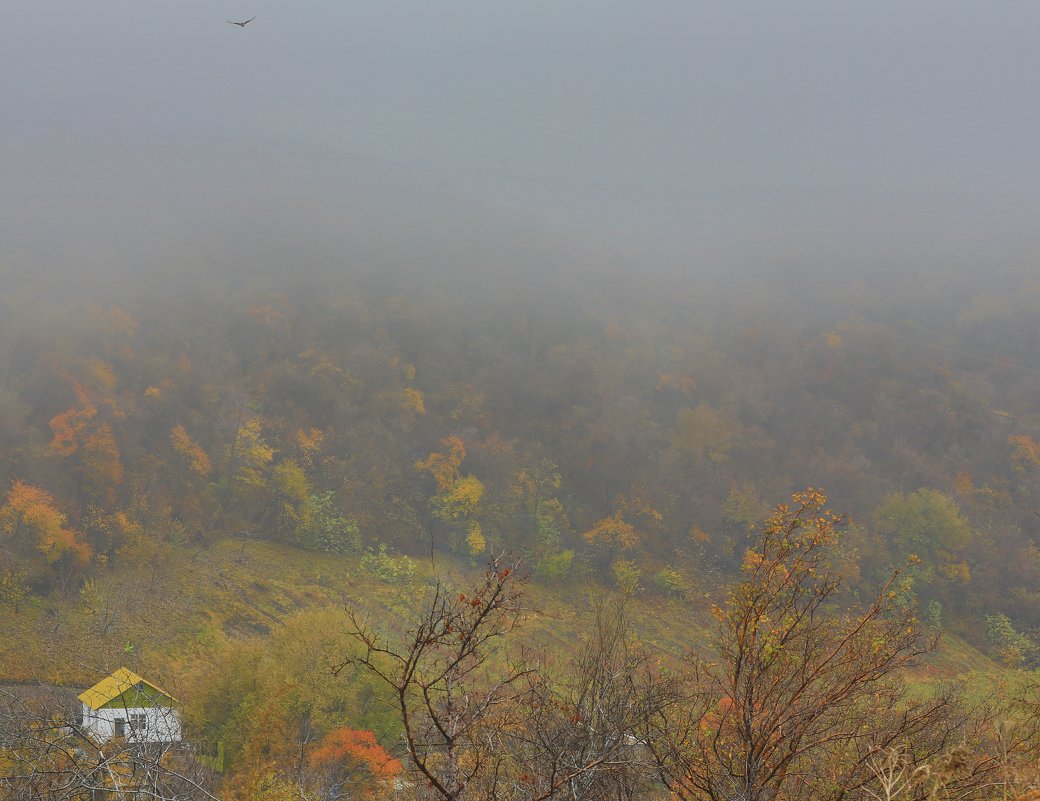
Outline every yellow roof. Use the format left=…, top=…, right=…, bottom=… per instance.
left=77, top=667, right=177, bottom=711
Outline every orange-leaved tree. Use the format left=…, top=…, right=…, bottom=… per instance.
left=48, top=366, right=126, bottom=508
left=171, top=424, right=213, bottom=478
left=415, top=436, right=466, bottom=493
left=0, top=480, right=91, bottom=592
left=308, top=727, right=402, bottom=799
left=647, top=489, right=985, bottom=801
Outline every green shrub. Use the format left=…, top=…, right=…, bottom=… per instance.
left=652, top=566, right=688, bottom=597
left=612, top=559, right=642, bottom=594
left=300, top=491, right=361, bottom=554
left=985, top=613, right=1036, bottom=667
left=361, top=544, right=416, bottom=584
left=534, top=549, right=574, bottom=582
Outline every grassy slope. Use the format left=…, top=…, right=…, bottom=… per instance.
left=0, top=540, right=1005, bottom=694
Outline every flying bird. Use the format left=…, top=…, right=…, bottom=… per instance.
left=227, top=17, right=255, bottom=27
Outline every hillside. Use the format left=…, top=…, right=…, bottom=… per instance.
left=0, top=538, right=718, bottom=685
left=1, top=266, right=1039, bottom=662
left=0, top=532, right=1005, bottom=694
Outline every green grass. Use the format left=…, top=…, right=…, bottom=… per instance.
left=0, top=538, right=1007, bottom=696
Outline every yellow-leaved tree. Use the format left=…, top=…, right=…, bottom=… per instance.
left=417, top=437, right=487, bottom=556
left=583, top=496, right=662, bottom=587
left=226, top=418, right=275, bottom=517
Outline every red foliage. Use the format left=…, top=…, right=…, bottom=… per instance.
left=308, top=727, right=402, bottom=779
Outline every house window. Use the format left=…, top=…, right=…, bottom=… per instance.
left=130, top=713, right=147, bottom=733
left=114, top=718, right=126, bottom=737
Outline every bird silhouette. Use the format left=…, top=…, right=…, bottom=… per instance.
left=227, top=17, right=255, bottom=27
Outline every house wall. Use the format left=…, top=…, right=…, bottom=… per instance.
left=82, top=703, right=182, bottom=743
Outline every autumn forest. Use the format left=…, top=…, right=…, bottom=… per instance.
left=2, top=262, right=1040, bottom=637
left=1, top=245, right=1040, bottom=798
left=5, top=0, right=1040, bottom=794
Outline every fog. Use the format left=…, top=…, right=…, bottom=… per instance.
left=2, top=0, right=1039, bottom=303
left=7, top=0, right=1040, bottom=724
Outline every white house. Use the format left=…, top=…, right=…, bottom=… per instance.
left=78, top=668, right=181, bottom=744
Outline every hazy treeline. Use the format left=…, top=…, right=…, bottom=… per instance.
left=0, top=247, right=1039, bottom=660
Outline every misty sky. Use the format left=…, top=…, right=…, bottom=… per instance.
left=3, top=0, right=1039, bottom=278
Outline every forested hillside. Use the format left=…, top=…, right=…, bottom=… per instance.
left=5, top=0, right=1040, bottom=795
left=1, top=262, right=1039, bottom=664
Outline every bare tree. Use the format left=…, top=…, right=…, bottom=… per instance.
left=857, top=731, right=1034, bottom=801
left=339, top=558, right=675, bottom=801
left=861, top=748, right=932, bottom=801
left=510, top=594, right=676, bottom=801
left=338, top=556, right=533, bottom=801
